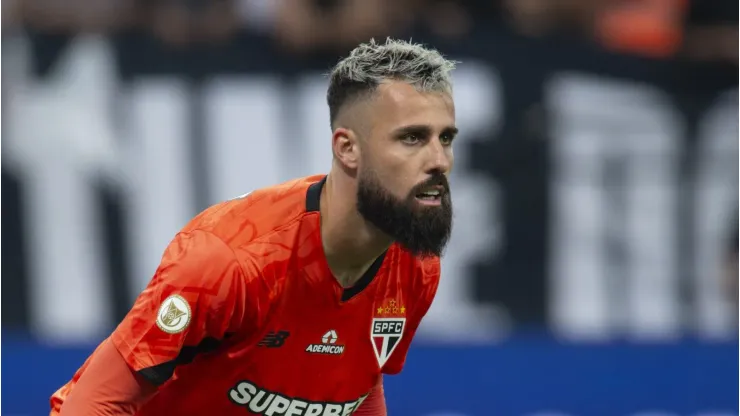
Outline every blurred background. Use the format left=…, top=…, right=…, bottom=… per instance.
left=1, top=0, right=738, bottom=415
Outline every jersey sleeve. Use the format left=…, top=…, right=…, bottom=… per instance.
left=381, top=258, right=440, bottom=375
left=110, top=229, right=256, bottom=386
left=54, top=339, right=157, bottom=416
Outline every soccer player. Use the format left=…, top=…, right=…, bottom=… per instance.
left=50, top=38, right=458, bottom=416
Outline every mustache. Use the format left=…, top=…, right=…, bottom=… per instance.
left=410, top=174, right=450, bottom=195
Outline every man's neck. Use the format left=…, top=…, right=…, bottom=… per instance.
left=319, top=173, right=392, bottom=288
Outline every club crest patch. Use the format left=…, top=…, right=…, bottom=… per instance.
left=371, top=299, right=406, bottom=368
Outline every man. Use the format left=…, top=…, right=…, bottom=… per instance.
left=50, top=38, right=458, bottom=416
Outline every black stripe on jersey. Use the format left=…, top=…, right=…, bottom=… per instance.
left=305, top=176, right=326, bottom=212
left=341, top=251, right=386, bottom=302
left=137, top=333, right=233, bottom=386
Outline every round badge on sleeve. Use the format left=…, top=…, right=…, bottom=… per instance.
left=156, top=295, right=192, bottom=334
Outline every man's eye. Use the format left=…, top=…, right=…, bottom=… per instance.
left=401, top=134, right=420, bottom=144
left=440, top=134, right=454, bottom=146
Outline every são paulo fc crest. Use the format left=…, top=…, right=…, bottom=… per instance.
left=371, top=299, right=406, bottom=368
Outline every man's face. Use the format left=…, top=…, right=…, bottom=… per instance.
left=356, top=81, right=456, bottom=257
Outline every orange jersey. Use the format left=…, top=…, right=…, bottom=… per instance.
left=50, top=175, right=441, bottom=416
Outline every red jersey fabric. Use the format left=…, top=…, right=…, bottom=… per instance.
left=50, top=175, right=441, bottom=416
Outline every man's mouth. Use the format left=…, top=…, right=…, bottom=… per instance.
left=415, top=185, right=445, bottom=204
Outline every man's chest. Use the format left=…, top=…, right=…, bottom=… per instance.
left=237, top=293, right=404, bottom=394
left=177, top=298, right=405, bottom=415
left=155, top=288, right=409, bottom=411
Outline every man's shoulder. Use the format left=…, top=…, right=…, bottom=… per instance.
left=151, top=176, right=325, bottom=308
left=182, top=175, right=325, bottom=248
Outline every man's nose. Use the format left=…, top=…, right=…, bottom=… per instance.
left=425, top=139, right=451, bottom=174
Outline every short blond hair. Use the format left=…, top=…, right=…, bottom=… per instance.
left=327, top=38, right=457, bottom=128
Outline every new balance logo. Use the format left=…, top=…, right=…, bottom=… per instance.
left=257, top=330, right=290, bottom=348
left=306, top=330, right=345, bottom=355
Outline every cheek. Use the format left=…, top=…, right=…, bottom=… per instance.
left=396, top=176, right=414, bottom=196
left=382, top=166, right=413, bottom=193
left=371, top=165, right=415, bottom=198
left=364, top=145, right=420, bottom=195
left=366, top=147, right=405, bottom=177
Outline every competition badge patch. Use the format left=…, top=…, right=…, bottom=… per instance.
left=156, top=294, right=191, bottom=334
left=371, top=299, right=406, bottom=368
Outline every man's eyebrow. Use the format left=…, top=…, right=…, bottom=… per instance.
left=391, top=125, right=458, bottom=137
left=443, top=126, right=459, bottom=136
left=392, top=125, right=433, bottom=137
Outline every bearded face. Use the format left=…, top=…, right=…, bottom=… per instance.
left=356, top=167, right=452, bottom=258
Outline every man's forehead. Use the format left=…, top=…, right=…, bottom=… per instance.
left=372, top=82, right=455, bottom=123
left=376, top=81, right=452, bottom=104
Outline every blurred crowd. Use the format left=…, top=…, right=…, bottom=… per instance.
left=4, top=0, right=738, bottom=63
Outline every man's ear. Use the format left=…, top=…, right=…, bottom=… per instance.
left=332, top=127, right=360, bottom=170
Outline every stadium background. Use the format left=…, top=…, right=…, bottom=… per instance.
left=2, top=1, right=738, bottom=415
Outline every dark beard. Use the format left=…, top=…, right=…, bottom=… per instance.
left=356, top=170, right=452, bottom=258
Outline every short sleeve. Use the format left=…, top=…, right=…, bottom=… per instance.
left=110, top=229, right=253, bottom=386
left=382, top=259, right=440, bottom=375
